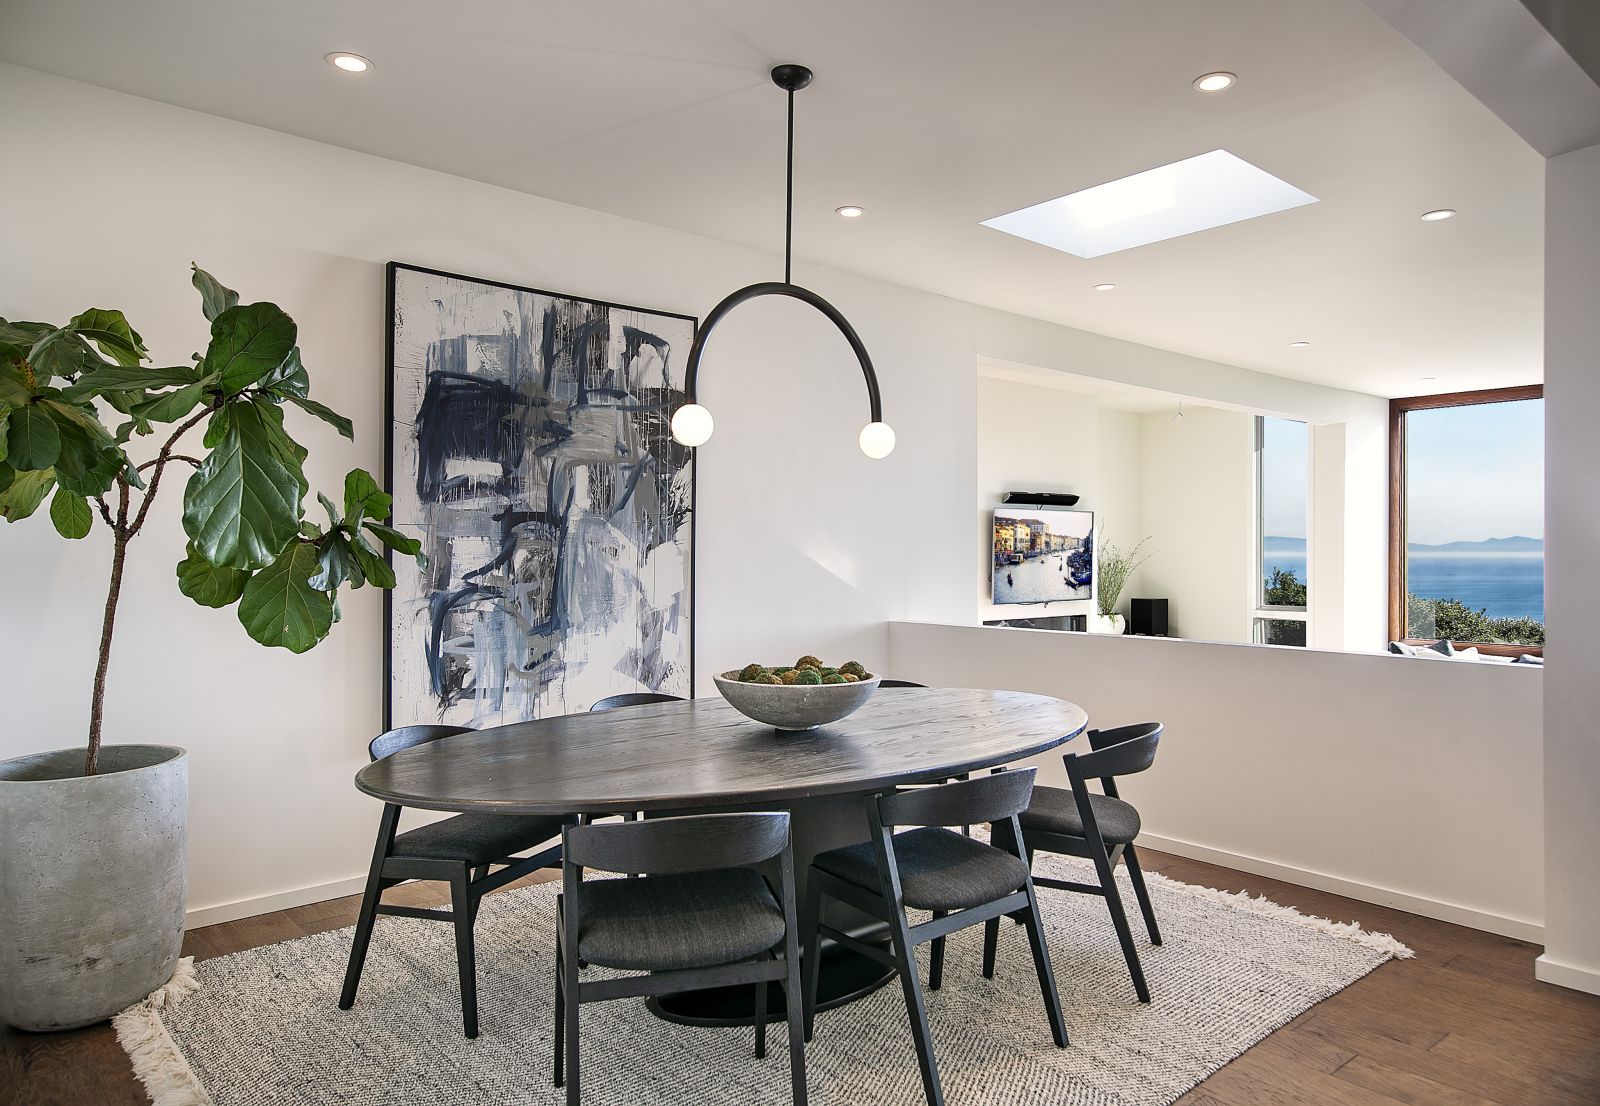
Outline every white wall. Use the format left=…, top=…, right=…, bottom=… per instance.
left=2, top=65, right=1403, bottom=922
left=1539, top=141, right=1600, bottom=994
left=1136, top=406, right=1256, bottom=643
left=890, top=621, right=1545, bottom=939
left=973, top=376, right=1148, bottom=624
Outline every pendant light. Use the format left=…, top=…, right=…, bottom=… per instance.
left=670, top=64, right=894, bottom=459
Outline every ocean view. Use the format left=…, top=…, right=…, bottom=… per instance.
left=1263, top=549, right=1545, bottom=621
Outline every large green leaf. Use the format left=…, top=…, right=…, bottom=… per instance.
left=129, top=380, right=207, bottom=423
left=6, top=405, right=60, bottom=470
left=175, top=544, right=249, bottom=608
left=204, top=303, right=296, bottom=394
left=0, top=319, right=52, bottom=362
left=48, top=486, right=92, bottom=539
left=182, top=398, right=307, bottom=570
left=349, top=533, right=397, bottom=590
left=65, top=362, right=200, bottom=397
left=68, top=309, right=149, bottom=367
left=0, top=464, right=11, bottom=493
left=0, top=373, right=29, bottom=410
left=285, top=393, right=352, bottom=440
left=27, top=329, right=105, bottom=382
left=40, top=400, right=121, bottom=496
left=362, top=520, right=423, bottom=560
left=237, top=542, right=334, bottom=653
left=257, top=347, right=309, bottom=398
left=310, top=530, right=362, bottom=591
left=0, top=467, right=54, bottom=522
left=342, top=467, right=389, bottom=525
left=191, top=265, right=240, bottom=323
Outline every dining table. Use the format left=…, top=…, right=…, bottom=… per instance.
left=355, top=685, right=1088, bottom=1024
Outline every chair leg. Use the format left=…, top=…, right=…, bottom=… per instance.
left=449, top=869, right=479, bottom=1038
left=801, top=879, right=824, bottom=1042
left=553, top=943, right=566, bottom=1087
left=888, top=910, right=944, bottom=1106
left=929, top=912, right=946, bottom=991
left=564, top=933, right=582, bottom=1106
left=982, top=917, right=999, bottom=979
left=754, top=968, right=769, bottom=1059
left=1123, top=844, right=1163, bottom=946
left=1090, top=843, right=1150, bottom=1003
left=339, top=805, right=399, bottom=1011
left=1020, top=883, right=1069, bottom=1048
left=783, top=933, right=809, bottom=1106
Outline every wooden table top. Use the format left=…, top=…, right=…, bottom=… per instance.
left=356, top=687, right=1088, bottom=815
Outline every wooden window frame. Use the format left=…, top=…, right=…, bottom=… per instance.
left=1388, top=384, right=1544, bottom=657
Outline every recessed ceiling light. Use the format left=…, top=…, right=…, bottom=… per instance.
left=1093, top=283, right=1117, bottom=292
left=1193, top=72, right=1237, bottom=92
left=835, top=205, right=864, bottom=219
left=1420, top=208, right=1456, bottom=221
left=327, top=53, right=372, bottom=73
left=982, top=150, right=1317, bottom=259
left=1289, top=341, right=1310, bottom=348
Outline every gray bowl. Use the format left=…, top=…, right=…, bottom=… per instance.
left=713, top=671, right=881, bottom=731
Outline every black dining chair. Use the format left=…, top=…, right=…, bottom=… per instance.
left=802, top=769, right=1066, bottom=1106
left=588, top=691, right=685, bottom=712
left=554, top=812, right=807, bottom=1106
left=339, top=724, right=572, bottom=1038
left=999, top=722, right=1163, bottom=1003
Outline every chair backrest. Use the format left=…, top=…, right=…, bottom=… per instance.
left=877, top=767, right=1036, bottom=828
left=1069, top=722, right=1162, bottom=784
left=588, top=692, right=685, bottom=713
left=877, top=679, right=928, bottom=688
left=562, top=812, right=791, bottom=876
left=368, top=724, right=472, bottom=762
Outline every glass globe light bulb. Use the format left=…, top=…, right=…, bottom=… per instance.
left=670, top=403, right=714, bottom=447
left=858, top=421, right=896, bottom=459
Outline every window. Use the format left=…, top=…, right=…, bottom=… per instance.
left=1389, top=386, right=1544, bottom=654
left=1254, top=416, right=1309, bottom=647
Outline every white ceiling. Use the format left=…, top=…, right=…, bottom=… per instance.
left=1, top=0, right=1546, bottom=397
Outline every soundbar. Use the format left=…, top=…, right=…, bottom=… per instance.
left=1002, top=491, right=1081, bottom=507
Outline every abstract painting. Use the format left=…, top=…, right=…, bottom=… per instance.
left=385, top=263, right=695, bottom=728
left=991, top=509, right=1093, bottom=605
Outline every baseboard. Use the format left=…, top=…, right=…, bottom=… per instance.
left=1534, top=954, right=1600, bottom=996
left=184, top=875, right=367, bottom=930
left=1138, top=833, right=1545, bottom=944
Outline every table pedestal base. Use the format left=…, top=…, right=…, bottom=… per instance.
left=646, top=941, right=894, bottom=1026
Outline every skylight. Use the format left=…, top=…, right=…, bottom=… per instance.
left=981, top=150, right=1318, bottom=259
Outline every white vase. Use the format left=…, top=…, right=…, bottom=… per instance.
left=1089, top=613, right=1125, bottom=635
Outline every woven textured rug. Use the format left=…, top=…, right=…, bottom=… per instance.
left=116, top=854, right=1411, bottom=1106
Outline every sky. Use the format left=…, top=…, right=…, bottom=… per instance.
left=1406, top=399, right=1544, bottom=545
left=1260, top=416, right=1309, bottom=540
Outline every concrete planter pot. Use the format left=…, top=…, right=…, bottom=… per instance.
left=0, top=745, right=187, bottom=1031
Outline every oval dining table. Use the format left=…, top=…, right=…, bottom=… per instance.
left=355, top=686, right=1088, bottom=1025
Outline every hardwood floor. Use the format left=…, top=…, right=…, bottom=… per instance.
left=4, top=849, right=1597, bottom=1106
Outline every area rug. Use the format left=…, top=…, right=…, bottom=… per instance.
left=116, top=854, right=1411, bottom=1106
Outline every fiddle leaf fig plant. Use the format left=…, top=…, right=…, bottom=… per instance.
left=0, top=265, right=423, bottom=776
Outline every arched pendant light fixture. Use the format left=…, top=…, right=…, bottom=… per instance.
left=670, top=63, right=895, bottom=459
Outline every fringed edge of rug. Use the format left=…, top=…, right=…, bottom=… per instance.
left=112, top=956, right=214, bottom=1106
left=1142, top=867, right=1415, bottom=959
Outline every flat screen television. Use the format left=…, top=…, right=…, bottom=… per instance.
left=992, top=509, right=1094, bottom=605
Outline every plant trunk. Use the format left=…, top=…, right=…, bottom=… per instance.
left=86, top=531, right=129, bottom=776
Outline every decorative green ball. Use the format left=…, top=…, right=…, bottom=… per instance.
left=791, top=668, right=822, bottom=685
left=754, top=673, right=783, bottom=685
left=821, top=673, right=846, bottom=684
left=779, top=669, right=803, bottom=685
left=819, top=667, right=838, bottom=678
left=839, top=661, right=867, bottom=678
left=738, top=663, right=768, bottom=682
left=839, top=672, right=860, bottom=682
left=795, top=655, right=823, bottom=670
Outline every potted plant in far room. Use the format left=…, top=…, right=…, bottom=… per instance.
left=0, top=267, right=423, bottom=1032
left=1091, top=533, right=1154, bottom=634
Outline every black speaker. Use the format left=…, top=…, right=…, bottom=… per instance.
left=1002, top=491, right=1080, bottom=507
left=1130, top=598, right=1168, bottom=637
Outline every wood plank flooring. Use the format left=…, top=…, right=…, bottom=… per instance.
left=4, top=849, right=1597, bottom=1106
